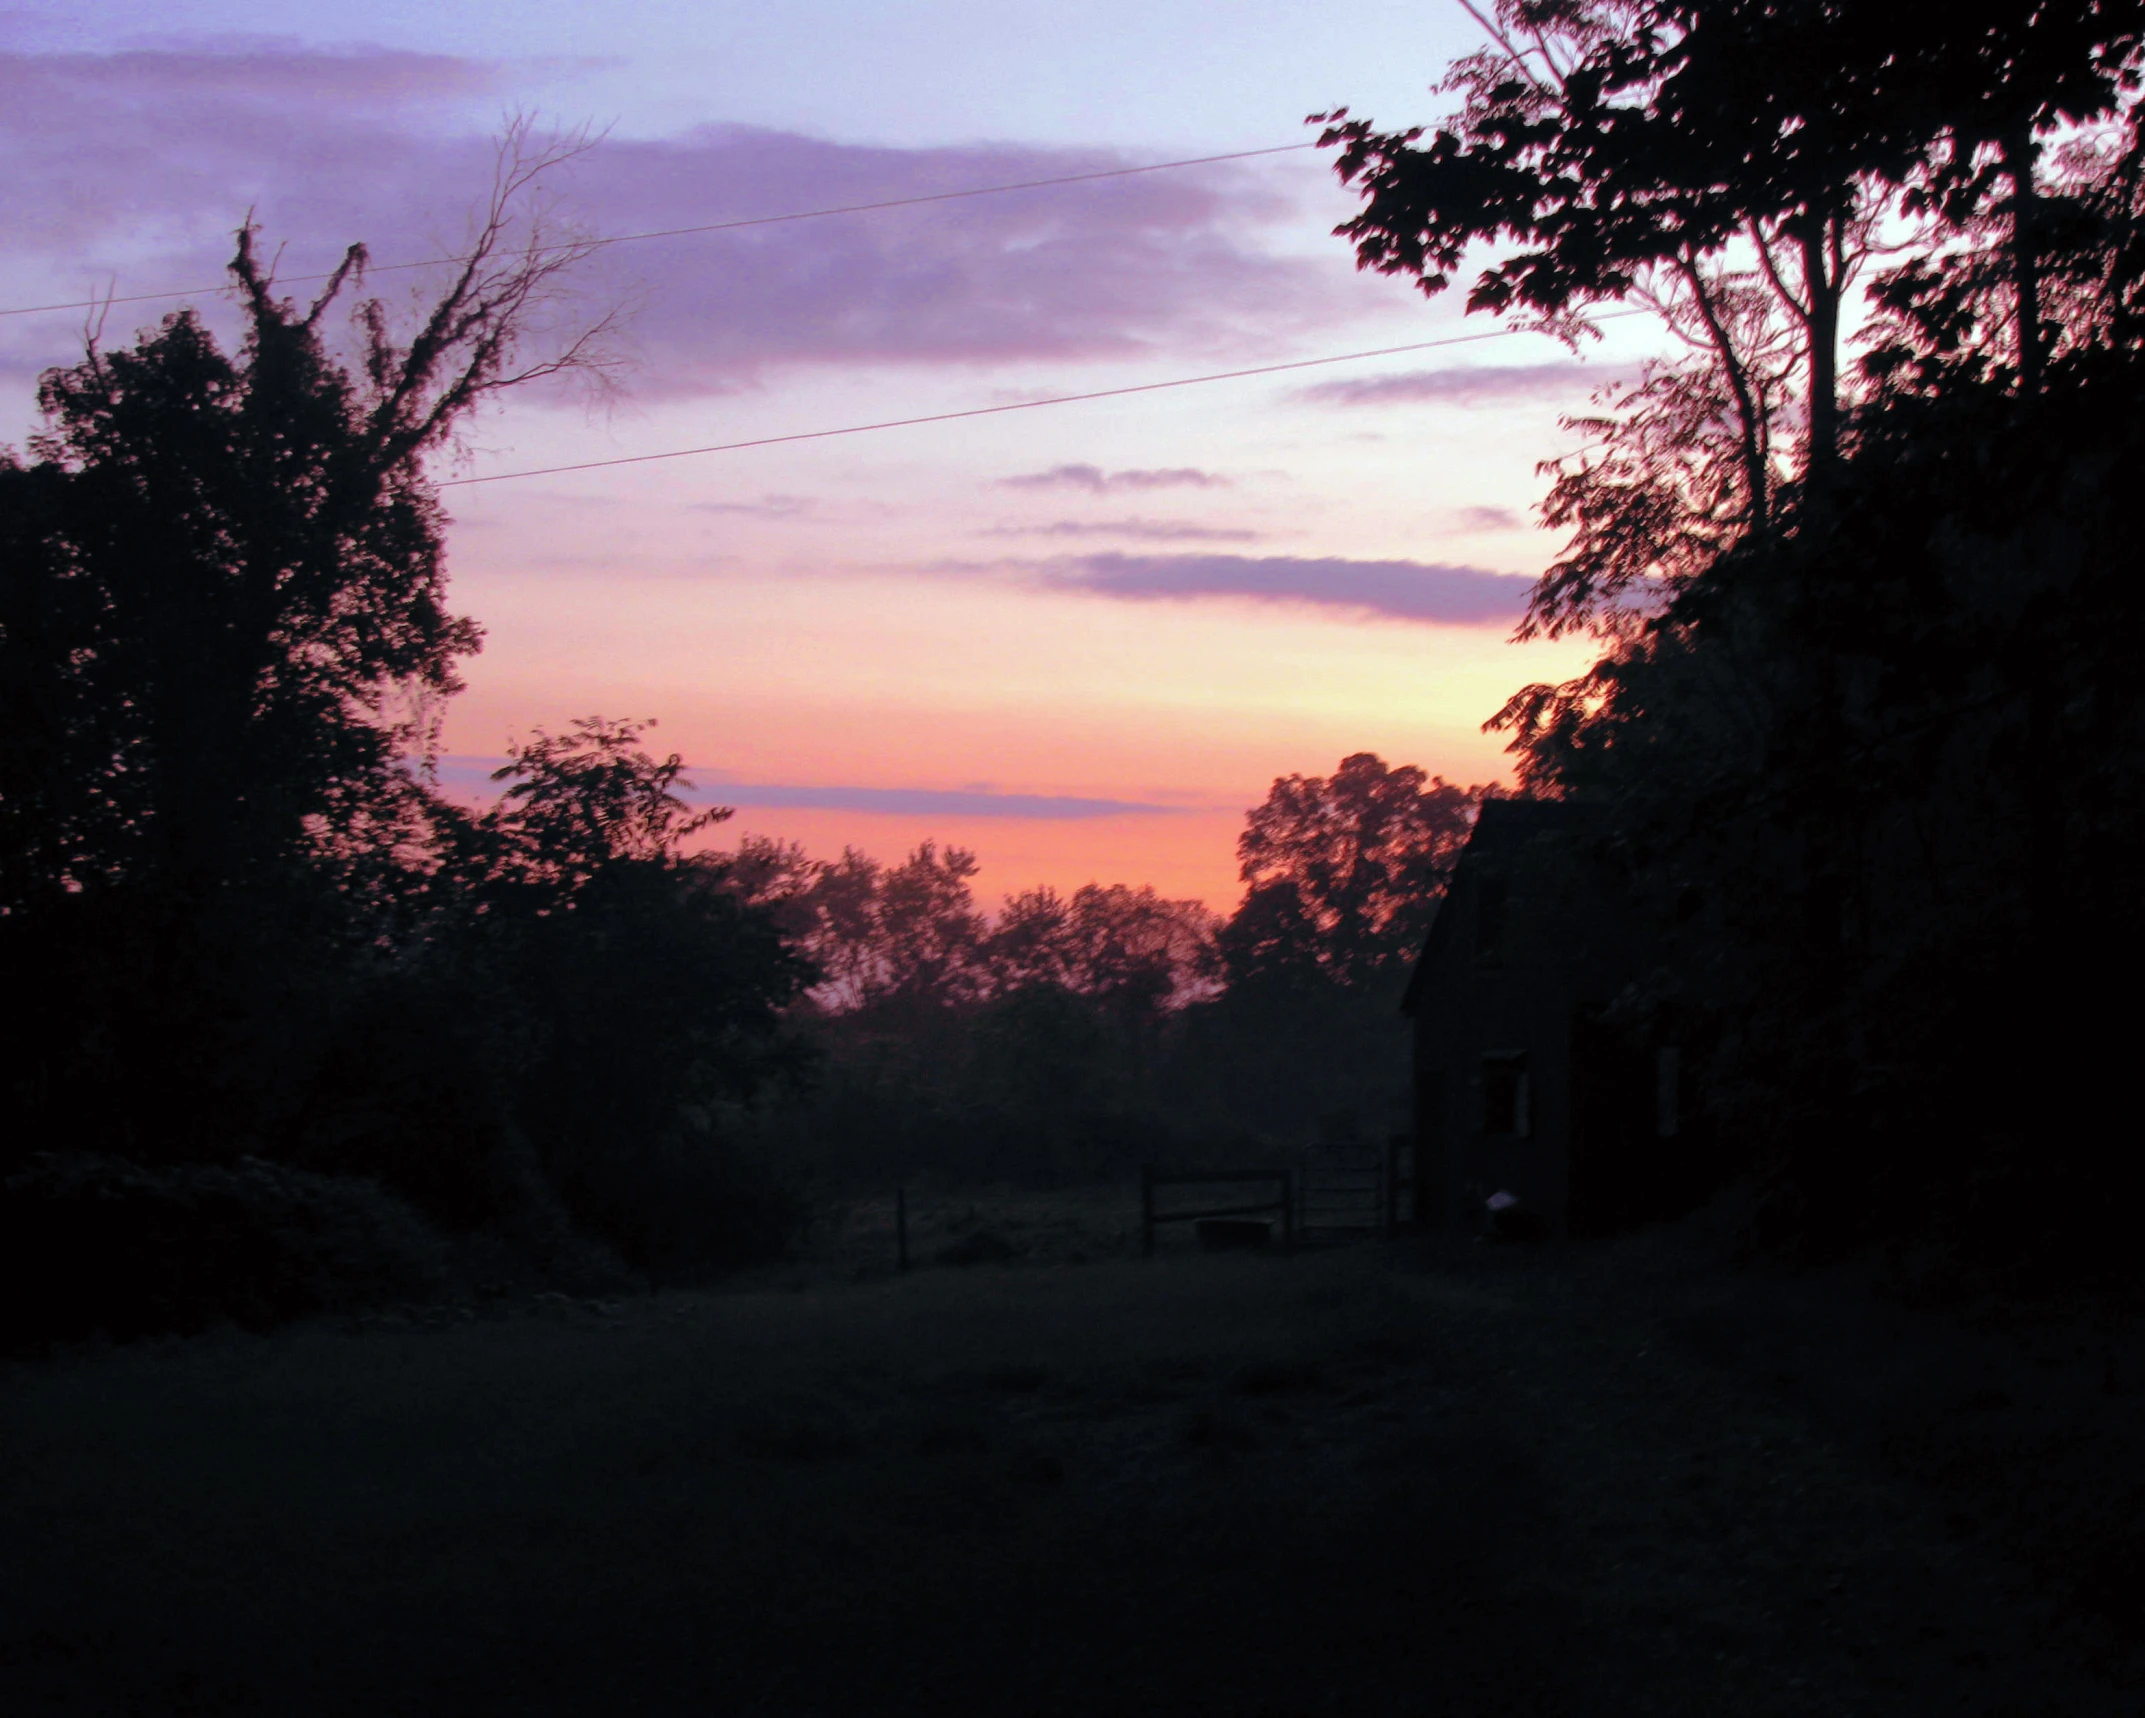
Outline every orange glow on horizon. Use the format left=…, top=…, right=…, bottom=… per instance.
left=442, top=564, right=1574, bottom=912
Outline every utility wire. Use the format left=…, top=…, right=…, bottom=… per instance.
left=440, top=316, right=1641, bottom=488
left=0, top=142, right=1321, bottom=322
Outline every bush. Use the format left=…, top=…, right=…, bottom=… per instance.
left=288, top=975, right=539, bottom=1232
left=544, top=1123, right=801, bottom=1282
left=0, top=1154, right=455, bottom=1349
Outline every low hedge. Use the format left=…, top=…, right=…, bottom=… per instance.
left=0, top=1154, right=455, bottom=1349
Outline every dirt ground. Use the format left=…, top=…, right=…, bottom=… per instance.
left=4, top=1190, right=2141, bottom=1716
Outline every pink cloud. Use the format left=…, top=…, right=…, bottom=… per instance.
left=980, top=519, right=1260, bottom=542
left=690, top=494, right=820, bottom=519
left=997, top=463, right=1232, bottom=493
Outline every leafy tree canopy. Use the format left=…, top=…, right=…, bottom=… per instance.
left=484, top=717, right=728, bottom=900
left=1317, top=0, right=2145, bottom=641
left=1222, top=754, right=1486, bottom=994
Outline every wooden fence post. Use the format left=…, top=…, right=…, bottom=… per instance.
left=896, top=1184, right=909, bottom=1272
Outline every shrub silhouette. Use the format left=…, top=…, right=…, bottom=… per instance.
left=0, top=1155, right=452, bottom=1348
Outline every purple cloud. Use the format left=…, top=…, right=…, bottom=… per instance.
left=697, top=784, right=1178, bottom=819
left=0, top=47, right=503, bottom=256
left=594, top=130, right=1318, bottom=393
left=0, top=44, right=1332, bottom=397
left=1453, top=504, right=1525, bottom=531
left=981, top=519, right=1259, bottom=542
left=431, top=757, right=1174, bottom=818
left=691, top=494, right=819, bottom=519
left=1296, top=364, right=1597, bottom=407
left=1038, top=553, right=1534, bottom=625
left=997, top=464, right=1233, bottom=493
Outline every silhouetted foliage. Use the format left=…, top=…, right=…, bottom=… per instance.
left=732, top=836, right=1221, bottom=1185
left=738, top=760, right=1485, bottom=1186
left=1327, top=4, right=2145, bottom=1276
left=0, top=147, right=809, bottom=1336
left=1318, top=0, right=2145, bottom=640
left=1503, top=362, right=2145, bottom=1270
left=267, top=716, right=815, bottom=1276
left=446, top=720, right=814, bottom=1273
left=1185, top=756, right=1488, bottom=1145
left=0, top=1154, right=455, bottom=1349
left=0, top=257, right=482, bottom=1162
left=1223, top=754, right=1483, bottom=993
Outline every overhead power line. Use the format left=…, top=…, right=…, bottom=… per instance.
left=0, top=142, right=1321, bottom=322
left=439, top=317, right=1641, bottom=488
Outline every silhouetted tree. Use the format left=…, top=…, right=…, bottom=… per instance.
left=1142, top=757, right=1489, bottom=1149
left=1304, top=8, right=2145, bottom=1274
left=1853, top=0, right=2145, bottom=390
left=1222, top=754, right=1483, bottom=995
left=441, top=719, right=812, bottom=1273
left=0, top=124, right=617, bottom=1165
left=0, top=134, right=839, bottom=1324
left=1316, top=0, right=1879, bottom=504
left=1317, top=1, right=2145, bottom=637
left=1360, top=20, right=2145, bottom=1269
left=985, top=883, right=1217, bottom=1015
left=727, top=836, right=1221, bottom=1182
left=754, top=840, right=989, bottom=1017
left=482, top=716, right=728, bottom=892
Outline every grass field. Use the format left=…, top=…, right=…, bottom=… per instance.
left=4, top=1191, right=2141, bottom=1716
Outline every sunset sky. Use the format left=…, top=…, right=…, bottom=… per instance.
left=0, top=3, right=1671, bottom=906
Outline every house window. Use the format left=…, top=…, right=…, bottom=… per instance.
left=1655, top=1047, right=1681, bottom=1138
left=1480, top=1052, right=1530, bottom=1137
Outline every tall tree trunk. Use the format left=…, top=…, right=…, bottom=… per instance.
left=1798, top=219, right=1842, bottom=488
left=2003, top=122, right=2044, bottom=393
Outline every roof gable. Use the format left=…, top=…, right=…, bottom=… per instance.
left=1399, top=798, right=1596, bottom=1014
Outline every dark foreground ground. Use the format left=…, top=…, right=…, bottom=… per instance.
left=5, top=1193, right=2142, bottom=1717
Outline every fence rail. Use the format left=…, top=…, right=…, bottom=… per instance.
left=1296, top=1161, right=1384, bottom=1237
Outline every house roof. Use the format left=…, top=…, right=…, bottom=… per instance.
left=1399, top=797, right=1596, bottom=1015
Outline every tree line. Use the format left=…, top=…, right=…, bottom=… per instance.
left=725, top=752, right=1482, bottom=1189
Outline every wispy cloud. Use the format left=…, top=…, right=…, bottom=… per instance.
left=1035, top=553, right=1534, bottom=626
left=691, top=494, right=819, bottom=519
left=997, top=464, right=1233, bottom=494
left=431, top=758, right=1177, bottom=819
left=1297, top=364, right=1597, bottom=408
left=981, top=518, right=1258, bottom=542
left=1453, top=504, right=1525, bottom=532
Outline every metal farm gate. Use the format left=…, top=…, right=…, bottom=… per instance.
left=1295, top=1135, right=1415, bottom=1241
left=1140, top=1136, right=1416, bottom=1254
